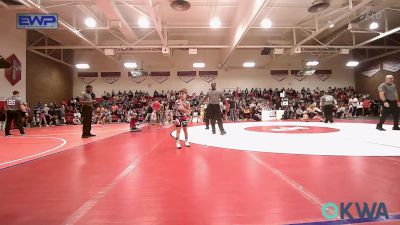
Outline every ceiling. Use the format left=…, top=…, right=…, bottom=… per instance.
left=2, top=0, right=400, bottom=68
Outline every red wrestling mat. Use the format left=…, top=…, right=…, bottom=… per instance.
left=0, top=124, right=129, bottom=169
left=0, top=120, right=399, bottom=224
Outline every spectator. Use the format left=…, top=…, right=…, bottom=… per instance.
left=73, top=110, right=82, bottom=125
left=31, top=86, right=376, bottom=126
left=356, top=99, right=364, bottom=117
left=363, top=98, right=371, bottom=116
left=60, top=105, right=66, bottom=125
left=152, top=99, right=161, bottom=123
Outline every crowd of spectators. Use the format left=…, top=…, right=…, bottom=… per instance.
left=0, top=86, right=383, bottom=130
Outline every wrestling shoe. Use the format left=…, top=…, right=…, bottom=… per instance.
left=176, top=140, right=182, bottom=149
left=185, top=140, right=190, bottom=147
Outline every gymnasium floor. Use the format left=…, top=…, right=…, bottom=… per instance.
left=0, top=120, right=399, bottom=225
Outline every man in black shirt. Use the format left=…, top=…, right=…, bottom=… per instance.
left=229, top=97, right=237, bottom=122
left=204, top=82, right=226, bottom=135
left=81, top=85, right=96, bottom=138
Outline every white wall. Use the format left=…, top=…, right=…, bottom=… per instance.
left=0, top=11, right=26, bottom=101
left=73, top=49, right=355, bottom=97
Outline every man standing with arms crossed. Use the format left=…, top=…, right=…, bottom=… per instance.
left=376, top=75, right=400, bottom=131
left=81, top=85, right=97, bottom=138
left=204, top=82, right=227, bottom=135
left=320, top=90, right=337, bottom=123
left=4, top=90, right=26, bottom=136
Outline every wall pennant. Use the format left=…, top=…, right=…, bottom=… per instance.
left=78, top=72, right=98, bottom=84
left=199, top=71, right=218, bottom=83
left=315, top=70, right=332, bottom=81
left=383, top=59, right=400, bottom=72
left=177, top=71, right=196, bottom=83
left=5, top=54, right=22, bottom=86
left=361, top=64, right=380, bottom=77
left=270, top=70, right=288, bottom=81
left=150, top=71, right=170, bottom=84
left=101, top=72, right=121, bottom=84
left=291, top=70, right=306, bottom=81
left=128, top=70, right=148, bottom=84
left=150, top=71, right=171, bottom=84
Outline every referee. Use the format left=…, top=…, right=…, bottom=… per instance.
left=81, top=85, right=96, bottom=138
left=4, top=90, right=26, bottom=136
left=376, top=75, right=399, bottom=131
left=204, top=82, right=227, bottom=135
left=320, top=91, right=337, bottom=123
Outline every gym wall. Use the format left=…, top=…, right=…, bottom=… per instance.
left=355, top=54, right=400, bottom=99
left=26, top=51, right=73, bottom=105
left=72, top=49, right=356, bottom=97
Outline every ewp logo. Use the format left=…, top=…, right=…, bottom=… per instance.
left=17, top=14, right=58, bottom=29
left=322, top=202, right=389, bottom=220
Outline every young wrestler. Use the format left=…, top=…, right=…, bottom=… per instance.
left=174, top=88, right=191, bottom=149
left=301, top=103, right=323, bottom=122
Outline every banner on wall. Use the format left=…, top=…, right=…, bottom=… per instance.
left=128, top=70, right=148, bottom=84
left=315, top=70, right=332, bottom=81
left=5, top=54, right=22, bottom=86
left=270, top=70, right=288, bottom=81
left=150, top=71, right=170, bottom=84
left=16, top=13, right=58, bottom=29
left=177, top=71, right=196, bottom=83
left=101, top=72, right=121, bottom=84
left=78, top=72, right=98, bottom=84
left=383, top=59, right=400, bottom=72
left=291, top=70, right=307, bottom=81
left=361, top=64, right=380, bottom=77
left=199, top=71, right=218, bottom=83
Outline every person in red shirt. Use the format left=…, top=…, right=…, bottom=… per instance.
left=363, top=98, right=371, bottom=116
left=111, top=103, right=118, bottom=115
left=152, top=99, right=161, bottom=123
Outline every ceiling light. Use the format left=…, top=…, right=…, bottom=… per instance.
left=138, top=17, right=150, bottom=28
left=75, top=63, right=90, bottom=69
left=243, top=62, right=255, bottom=68
left=261, top=19, right=272, bottom=28
left=85, top=18, right=96, bottom=28
left=306, top=61, right=319, bottom=66
left=328, top=21, right=334, bottom=28
left=210, top=17, right=221, bottom=28
left=193, top=62, right=205, bottom=68
left=346, top=61, right=359, bottom=67
left=369, top=22, right=379, bottom=30
left=124, top=62, right=137, bottom=69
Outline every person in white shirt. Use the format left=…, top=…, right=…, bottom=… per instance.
left=295, top=108, right=304, bottom=119
left=73, top=111, right=81, bottom=125
left=349, top=97, right=358, bottom=117
left=356, top=100, right=364, bottom=117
